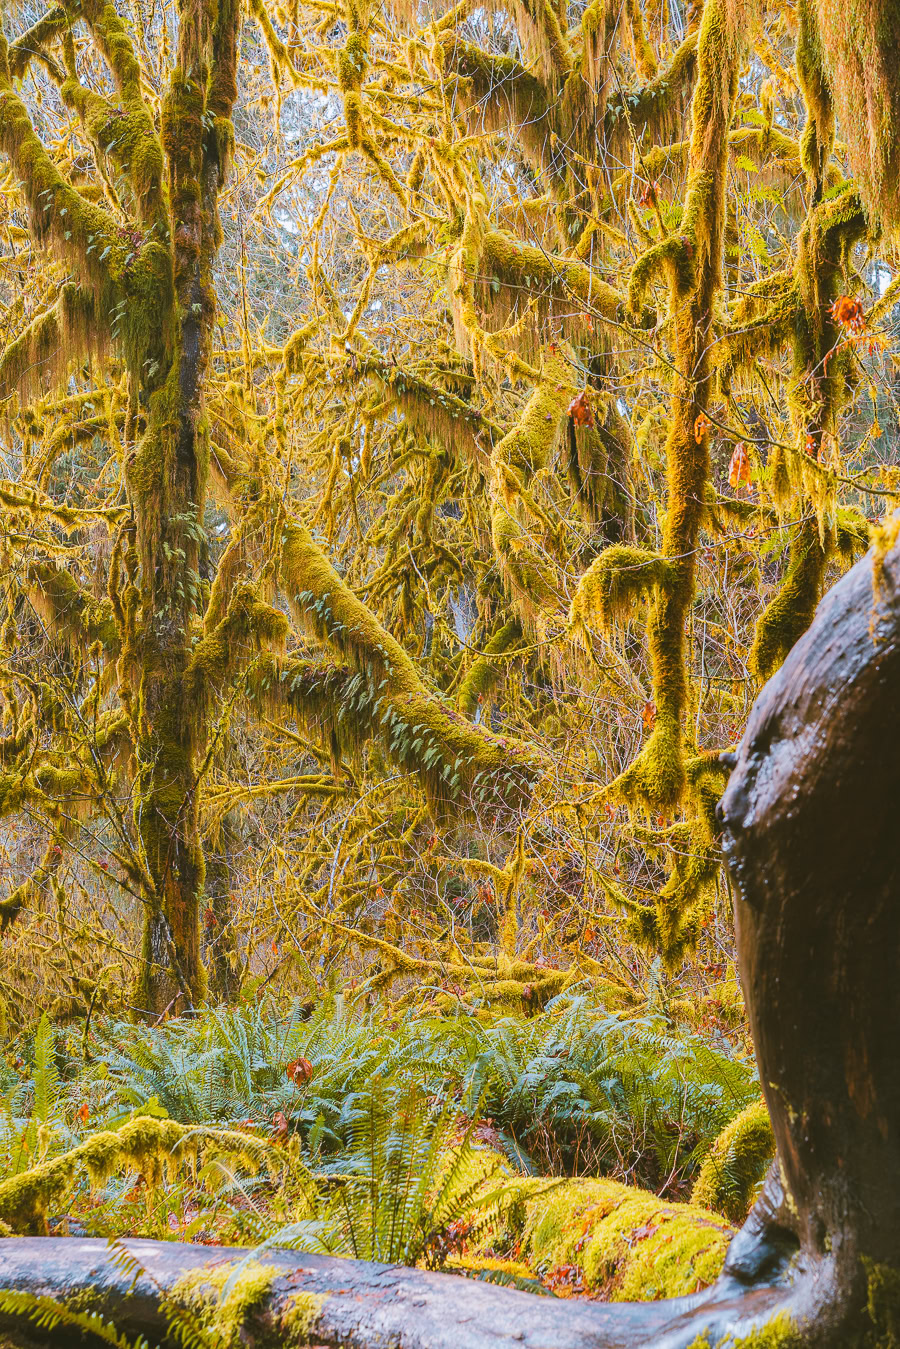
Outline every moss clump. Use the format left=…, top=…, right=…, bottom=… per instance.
left=281, top=1290, right=327, bottom=1343
left=692, top=1101, right=775, bottom=1223
left=569, top=546, right=676, bottom=642
left=173, top=1259, right=279, bottom=1347
left=493, top=1175, right=734, bottom=1301
left=718, top=1313, right=806, bottom=1346
left=0, top=1116, right=271, bottom=1234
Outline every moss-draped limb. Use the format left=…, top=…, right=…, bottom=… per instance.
left=327, top=348, right=500, bottom=467
left=184, top=584, right=289, bottom=713
left=60, top=0, right=167, bottom=231
left=272, top=518, right=542, bottom=808
left=795, top=0, right=834, bottom=199
left=488, top=347, right=576, bottom=621
left=457, top=619, right=523, bottom=718
left=0, top=285, right=104, bottom=405
left=749, top=514, right=826, bottom=681
left=0, top=63, right=172, bottom=379
left=569, top=546, right=677, bottom=643
left=480, top=227, right=633, bottom=337
left=437, top=27, right=698, bottom=200
left=602, top=30, right=699, bottom=154
left=0, top=1115, right=274, bottom=1234
left=24, top=561, right=121, bottom=655
left=745, top=124, right=867, bottom=681
left=0, top=829, right=67, bottom=934
left=7, top=7, right=68, bottom=81
left=749, top=510, right=869, bottom=682
left=615, top=0, right=743, bottom=814
left=0, top=481, right=126, bottom=532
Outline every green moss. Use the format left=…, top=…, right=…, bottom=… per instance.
left=692, top=1102, right=774, bottom=1223
left=795, top=0, right=834, bottom=197
left=569, top=546, right=676, bottom=642
left=0, top=1116, right=271, bottom=1233
left=863, top=1258, right=900, bottom=1347
left=750, top=516, right=825, bottom=681
left=281, top=1290, right=327, bottom=1343
left=497, top=1175, right=733, bottom=1300
left=173, top=1259, right=279, bottom=1347
left=458, top=620, right=523, bottom=718
left=718, top=1313, right=806, bottom=1347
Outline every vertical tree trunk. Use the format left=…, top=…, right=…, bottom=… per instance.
left=712, top=527, right=900, bottom=1343
left=130, top=0, right=241, bottom=1015
left=204, top=810, right=241, bottom=1002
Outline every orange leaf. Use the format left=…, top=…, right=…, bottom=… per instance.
left=286, top=1056, right=313, bottom=1087
left=693, top=412, right=712, bottom=443
left=642, top=700, right=657, bottom=731
left=830, top=294, right=866, bottom=335
left=638, top=180, right=659, bottom=208
left=568, top=389, right=595, bottom=429
left=727, top=442, right=752, bottom=490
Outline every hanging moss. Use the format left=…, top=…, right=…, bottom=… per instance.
left=24, top=561, right=121, bottom=656
left=0, top=285, right=103, bottom=405
left=458, top=619, right=523, bottom=718
left=0, top=1116, right=272, bottom=1234
left=569, top=546, right=676, bottom=643
left=488, top=347, right=575, bottom=622
left=812, top=0, right=900, bottom=229
left=184, top=584, right=289, bottom=712
left=795, top=0, right=834, bottom=197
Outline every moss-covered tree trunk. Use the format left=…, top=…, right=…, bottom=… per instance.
left=0, top=0, right=241, bottom=1013
left=124, top=0, right=240, bottom=1014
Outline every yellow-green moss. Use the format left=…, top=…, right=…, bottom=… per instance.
left=569, top=546, right=676, bottom=642
left=692, top=1102, right=775, bottom=1223
left=493, top=1175, right=734, bottom=1300
left=173, top=1259, right=278, bottom=1347
left=281, top=1290, right=327, bottom=1342
left=0, top=1116, right=271, bottom=1234
left=458, top=620, right=523, bottom=718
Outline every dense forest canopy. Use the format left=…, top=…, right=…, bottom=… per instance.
left=2, top=0, right=898, bottom=1028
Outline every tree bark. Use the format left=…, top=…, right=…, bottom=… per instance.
left=2, top=534, right=900, bottom=1342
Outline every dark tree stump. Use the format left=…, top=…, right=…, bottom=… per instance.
left=2, top=537, right=900, bottom=1344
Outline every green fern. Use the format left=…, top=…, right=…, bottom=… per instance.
left=0, top=1288, right=152, bottom=1348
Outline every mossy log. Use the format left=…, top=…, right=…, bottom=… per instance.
left=2, top=533, right=900, bottom=1343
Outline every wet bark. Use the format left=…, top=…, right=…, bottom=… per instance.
left=2, top=534, right=900, bottom=1342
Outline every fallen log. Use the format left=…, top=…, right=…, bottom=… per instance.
left=1, top=531, right=900, bottom=1345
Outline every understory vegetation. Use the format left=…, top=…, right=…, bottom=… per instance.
left=0, top=992, right=766, bottom=1298
left=0, top=0, right=899, bottom=1333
